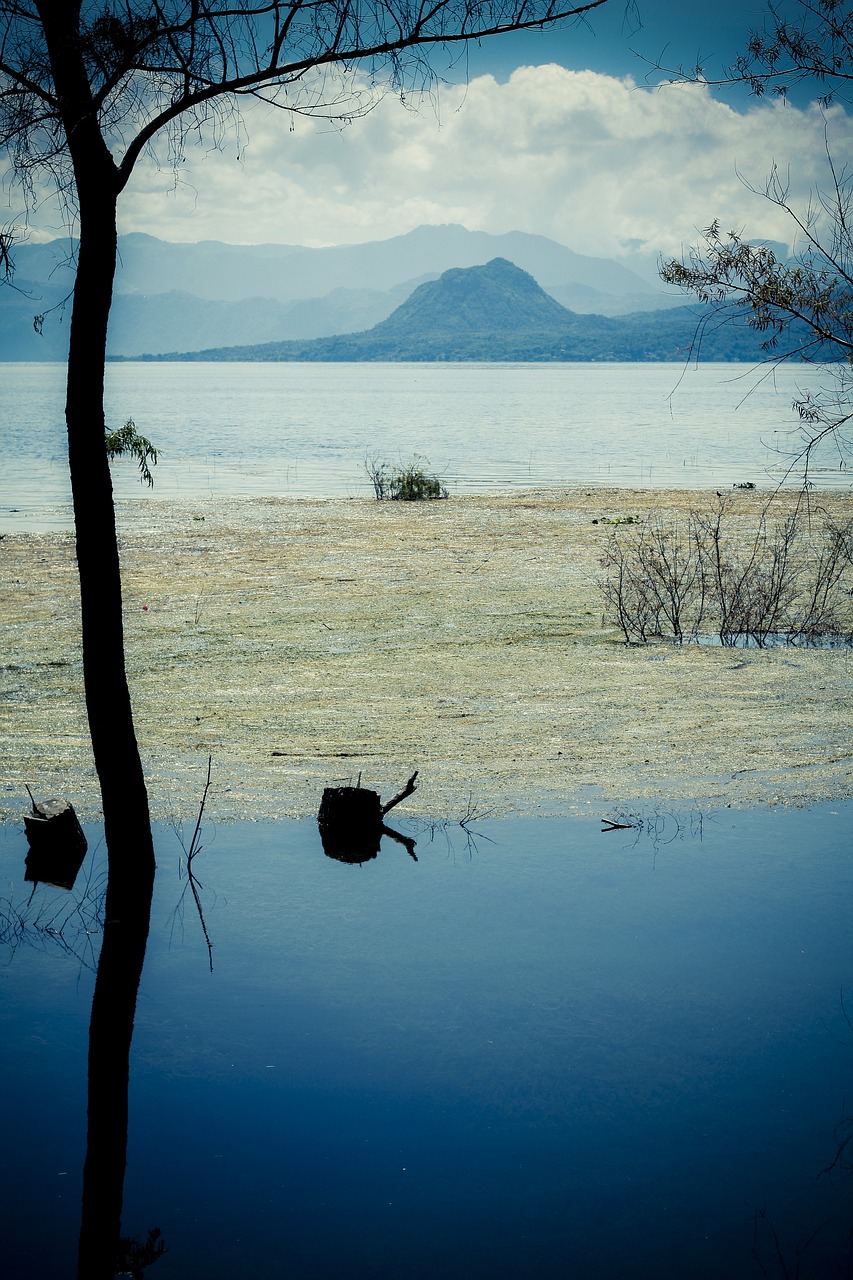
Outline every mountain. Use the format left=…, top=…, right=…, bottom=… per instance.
left=131, top=258, right=770, bottom=364
left=379, top=257, right=574, bottom=336
left=0, top=225, right=683, bottom=360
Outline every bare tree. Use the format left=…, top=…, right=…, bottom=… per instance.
left=660, top=168, right=853, bottom=478
left=0, top=0, right=611, bottom=902
left=658, top=0, right=853, bottom=477
left=5, top=10, right=627, bottom=1275
left=600, top=498, right=853, bottom=647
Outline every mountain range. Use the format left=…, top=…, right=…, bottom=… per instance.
left=0, top=224, right=688, bottom=361
left=134, top=257, right=770, bottom=364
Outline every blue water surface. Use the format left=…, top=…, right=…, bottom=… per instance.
left=2, top=361, right=849, bottom=530
left=1, top=803, right=851, bottom=1278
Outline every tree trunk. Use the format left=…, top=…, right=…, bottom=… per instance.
left=67, top=189, right=156, bottom=907
left=317, top=773, right=419, bottom=862
left=37, top=0, right=156, bottom=905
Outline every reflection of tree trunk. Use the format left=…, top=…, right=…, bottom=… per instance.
left=77, top=878, right=153, bottom=1280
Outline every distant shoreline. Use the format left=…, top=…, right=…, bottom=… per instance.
left=107, top=353, right=706, bottom=363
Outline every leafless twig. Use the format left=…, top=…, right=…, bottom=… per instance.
left=170, top=756, right=215, bottom=972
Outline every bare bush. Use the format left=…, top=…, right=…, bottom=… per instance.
left=601, top=499, right=853, bottom=647
left=600, top=515, right=706, bottom=643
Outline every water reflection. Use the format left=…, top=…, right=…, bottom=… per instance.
left=2, top=805, right=852, bottom=1278
left=0, top=855, right=104, bottom=964
left=318, top=820, right=418, bottom=864
left=2, top=832, right=163, bottom=1279
left=599, top=805, right=707, bottom=851
left=696, top=630, right=853, bottom=649
left=78, top=885, right=161, bottom=1279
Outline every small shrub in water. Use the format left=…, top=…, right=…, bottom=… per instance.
left=365, top=454, right=448, bottom=502
left=390, top=462, right=448, bottom=501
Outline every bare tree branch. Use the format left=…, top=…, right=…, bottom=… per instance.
left=656, top=3, right=853, bottom=475
left=2, top=1, right=613, bottom=223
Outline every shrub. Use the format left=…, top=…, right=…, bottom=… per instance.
left=365, top=454, right=448, bottom=502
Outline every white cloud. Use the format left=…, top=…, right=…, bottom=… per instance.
left=42, top=65, right=853, bottom=258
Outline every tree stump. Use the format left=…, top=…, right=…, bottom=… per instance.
left=24, top=797, right=88, bottom=890
left=318, top=785, right=383, bottom=831
left=317, top=772, right=418, bottom=864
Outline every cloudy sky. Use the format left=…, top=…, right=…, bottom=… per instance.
left=32, top=1, right=853, bottom=263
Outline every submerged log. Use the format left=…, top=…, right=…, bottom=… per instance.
left=317, top=772, right=418, bottom=864
left=24, top=796, right=88, bottom=890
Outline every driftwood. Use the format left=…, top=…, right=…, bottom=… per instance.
left=318, top=772, right=418, bottom=864
left=24, top=795, right=88, bottom=889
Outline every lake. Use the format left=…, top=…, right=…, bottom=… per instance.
left=1, top=803, right=851, bottom=1279
left=2, top=359, right=851, bottom=1277
left=2, top=361, right=849, bottom=530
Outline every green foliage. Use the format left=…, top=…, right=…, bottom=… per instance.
left=104, top=418, right=159, bottom=487
left=661, top=208, right=853, bottom=475
left=390, top=463, right=448, bottom=501
left=365, top=455, right=448, bottom=501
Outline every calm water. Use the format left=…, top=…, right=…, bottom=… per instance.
left=1, top=804, right=851, bottom=1279
left=2, top=361, right=849, bottom=530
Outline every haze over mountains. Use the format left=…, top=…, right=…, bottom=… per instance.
left=0, top=224, right=687, bottom=361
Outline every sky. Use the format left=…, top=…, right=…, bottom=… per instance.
left=16, top=1, right=853, bottom=264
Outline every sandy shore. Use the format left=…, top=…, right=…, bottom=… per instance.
left=1, top=487, right=851, bottom=824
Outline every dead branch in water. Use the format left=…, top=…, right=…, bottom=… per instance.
left=381, top=771, right=419, bottom=816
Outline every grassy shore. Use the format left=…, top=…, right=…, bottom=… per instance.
left=1, top=487, right=851, bottom=824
